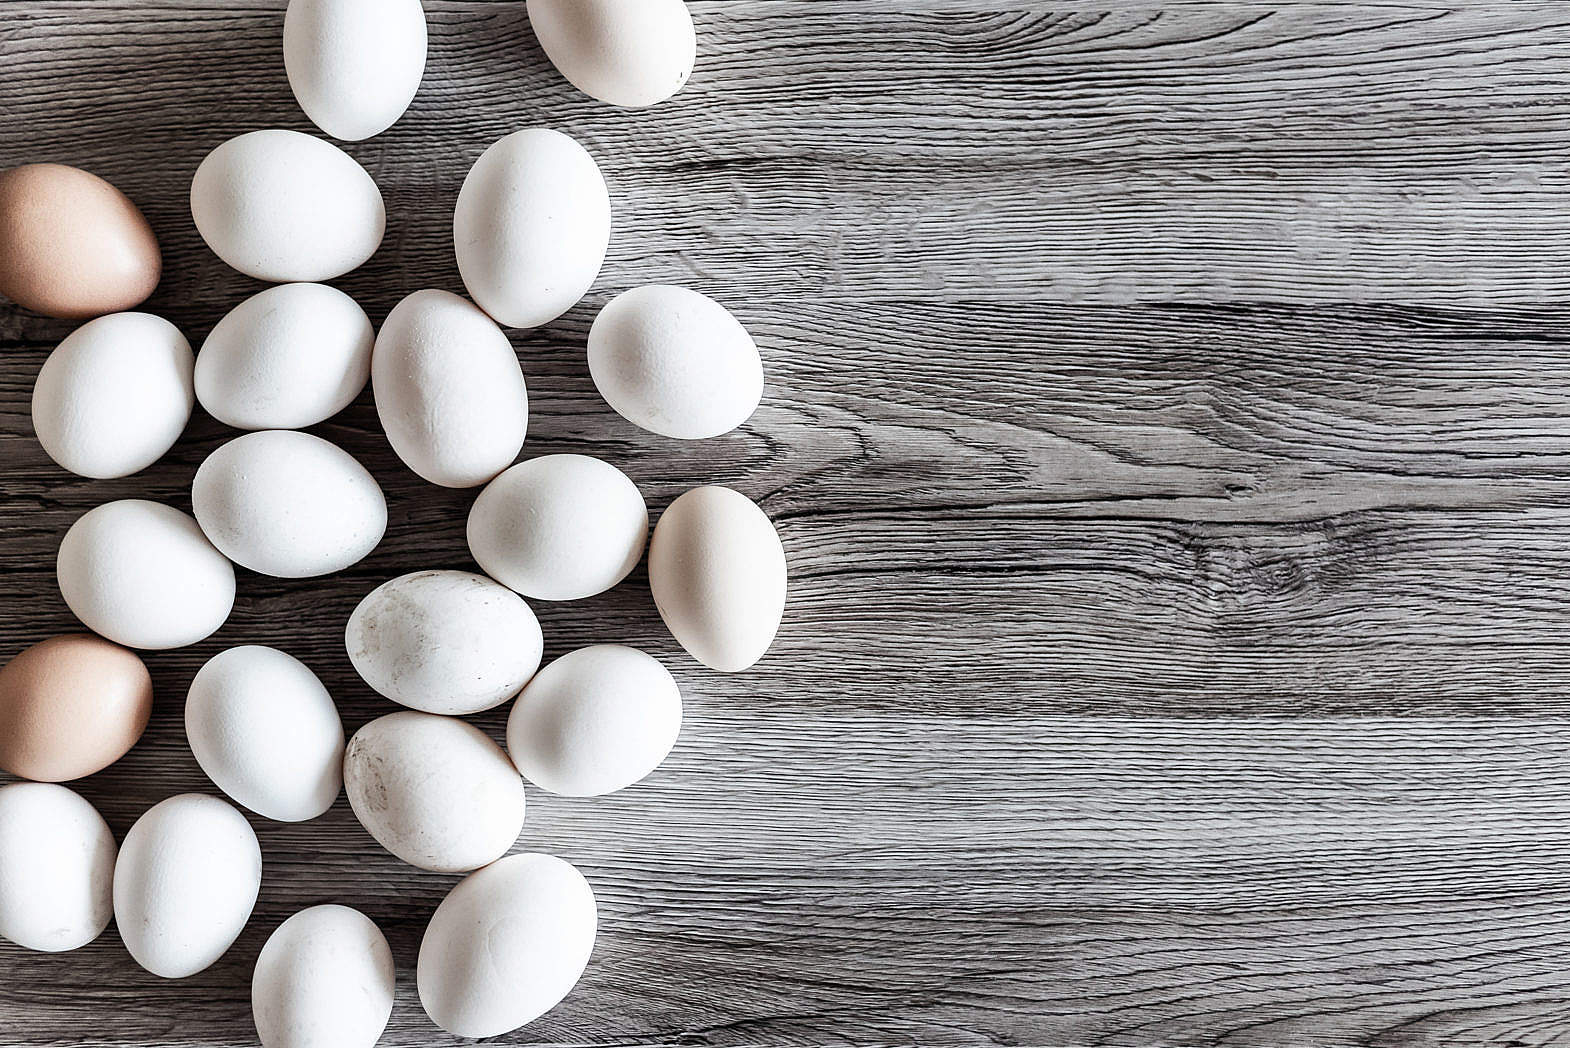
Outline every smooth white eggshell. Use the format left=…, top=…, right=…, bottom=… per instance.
left=507, top=644, right=680, bottom=797
left=190, top=130, right=385, bottom=282
left=57, top=500, right=236, bottom=650
left=192, top=430, right=387, bottom=578
left=196, top=283, right=373, bottom=430
left=343, top=711, right=525, bottom=872
left=453, top=128, right=609, bottom=329
left=527, top=0, right=695, bottom=108
left=113, top=793, right=262, bottom=979
left=0, top=782, right=115, bottom=952
left=587, top=284, right=762, bottom=439
left=186, top=645, right=345, bottom=822
left=284, top=0, right=427, bottom=141
left=31, top=312, right=194, bottom=479
left=467, top=454, right=647, bottom=601
left=252, top=904, right=395, bottom=1048
left=346, top=570, right=542, bottom=716
left=417, top=853, right=596, bottom=1037
left=649, top=485, right=786, bottom=671
left=372, top=289, right=528, bottom=488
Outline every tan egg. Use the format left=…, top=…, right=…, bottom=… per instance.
left=0, top=164, right=161, bottom=320
left=0, top=634, right=153, bottom=781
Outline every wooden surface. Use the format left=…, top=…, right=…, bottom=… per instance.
left=4, top=2, right=1570, bottom=1045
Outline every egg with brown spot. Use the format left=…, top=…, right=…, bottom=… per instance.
left=0, top=634, right=153, bottom=782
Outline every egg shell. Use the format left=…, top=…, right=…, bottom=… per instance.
left=649, top=485, right=786, bottom=672
left=190, top=130, right=385, bottom=282
left=284, top=0, right=427, bottom=141
left=343, top=711, right=525, bottom=872
left=0, top=163, right=161, bottom=320
left=372, top=289, right=528, bottom=488
left=192, top=430, right=387, bottom=578
left=186, top=646, right=345, bottom=822
left=587, top=285, right=762, bottom=439
left=417, top=853, right=596, bottom=1037
left=113, top=793, right=262, bottom=979
left=196, top=283, right=373, bottom=430
left=252, top=904, right=395, bottom=1048
left=57, top=500, right=236, bottom=650
left=0, top=782, right=116, bottom=952
left=527, top=0, right=695, bottom=108
left=0, top=634, right=152, bottom=782
left=346, top=570, right=542, bottom=716
left=454, top=128, right=610, bottom=329
left=507, top=645, right=681, bottom=797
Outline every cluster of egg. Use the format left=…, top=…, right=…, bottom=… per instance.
left=0, top=0, right=788, bottom=1043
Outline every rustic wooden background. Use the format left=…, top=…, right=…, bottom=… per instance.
left=4, top=2, right=1570, bottom=1045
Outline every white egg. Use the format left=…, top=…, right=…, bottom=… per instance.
left=587, top=285, right=762, bottom=439
left=417, top=853, right=596, bottom=1037
left=649, top=486, right=786, bottom=671
left=57, top=500, right=236, bottom=650
left=507, top=645, right=680, bottom=797
left=252, top=904, right=395, bottom=1048
left=343, top=711, right=525, bottom=872
left=196, top=283, right=373, bottom=430
left=454, top=128, right=609, bottom=329
left=467, top=454, right=647, bottom=601
left=192, top=430, right=387, bottom=578
left=284, top=0, right=427, bottom=141
left=346, top=570, right=542, bottom=716
left=372, top=289, right=528, bottom=488
left=31, top=312, right=194, bottom=479
left=186, top=646, right=345, bottom=822
left=190, top=130, right=385, bottom=282
left=527, top=0, right=695, bottom=108
left=0, top=782, right=115, bottom=952
left=113, top=793, right=262, bottom=979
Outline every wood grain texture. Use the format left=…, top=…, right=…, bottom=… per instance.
left=4, top=3, right=1570, bottom=1046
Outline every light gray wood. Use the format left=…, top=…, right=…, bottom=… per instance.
left=4, top=3, right=1570, bottom=1046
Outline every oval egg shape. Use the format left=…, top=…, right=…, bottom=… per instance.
left=192, top=430, right=387, bottom=578
left=454, top=128, right=610, bottom=329
left=253, top=904, right=395, bottom=1048
left=190, top=130, right=385, bottom=282
left=284, top=0, right=427, bottom=141
left=114, top=793, right=262, bottom=979
left=186, top=645, right=345, bottom=822
left=0, top=634, right=152, bottom=782
left=417, top=853, right=596, bottom=1037
left=343, top=711, right=525, bottom=873
left=0, top=782, right=116, bottom=952
left=196, top=283, right=373, bottom=430
left=346, top=570, right=542, bottom=716
left=372, top=289, right=528, bottom=488
left=527, top=0, right=696, bottom=108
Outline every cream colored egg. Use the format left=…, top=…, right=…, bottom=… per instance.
left=527, top=0, right=695, bottom=108
left=252, top=904, right=395, bottom=1048
left=284, top=0, right=427, bottom=141
left=0, top=782, right=115, bottom=952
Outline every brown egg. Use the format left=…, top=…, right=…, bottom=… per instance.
left=0, top=163, right=162, bottom=320
left=0, top=634, right=153, bottom=782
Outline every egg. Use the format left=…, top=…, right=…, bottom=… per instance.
left=372, top=289, right=528, bottom=488
left=587, top=285, right=763, bottom=439
left=192, top=430, right=387, bottom=578
left=186, top=646, right=345, bottom=822
left=57, top=500, right=236, bottom=650
left=346, top=570, right=542, bottom=716
left=527, top=0, right=695, bottom=108
left=0, top=634, right=152, bottom=782
left=114, top=793, right=262, bottom=979
left=453, top=128, right=610, bottom=329
left=284, top=0, right=427, bottom=141
left=343, top=711, right=525, bottom=872
left=0, top=163, right=161, bottom=320
left=190, top=130, right=385, bottom=282
left=252, top=904, right=395, bottom=1048
left=417, top=853, right=596, bottom=1037
left=649, top=486, right=786, bottom=671
left=0, top=782, right=115, bottom=952
left=507, top=645, right=680, bottom=797
left=195, top=283, right=373, bottom=430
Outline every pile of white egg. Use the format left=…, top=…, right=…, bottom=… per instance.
left=0, top=0, right=788, bottom=1043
